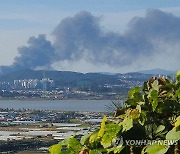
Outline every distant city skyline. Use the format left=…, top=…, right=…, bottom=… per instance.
left=0, top=0, right=180, bottom=73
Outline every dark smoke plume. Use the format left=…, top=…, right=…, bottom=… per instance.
left=52, top=9, right=180, bottom=66
left=2, top=9, right=180, bottom=73
left=12, top=34, right=56, bottom=70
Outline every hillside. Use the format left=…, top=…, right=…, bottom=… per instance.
left=138, top=68, right=175, bottom=75
left=0, top=69, right=152, bottom=90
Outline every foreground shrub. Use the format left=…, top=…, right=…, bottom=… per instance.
left=49, top=72, right=180, bottom=154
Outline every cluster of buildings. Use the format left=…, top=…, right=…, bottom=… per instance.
left=0, top=109, right=84, bottom=123
left=0, top=108, right=104, bottom=141
left=0, top=73, right=156, bottom=99
left=0, top=78, right=55, bottom=90
left=0, top=108, right=106, bottom=152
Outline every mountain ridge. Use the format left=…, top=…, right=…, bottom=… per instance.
left=137, top=68, right=176, bottom=75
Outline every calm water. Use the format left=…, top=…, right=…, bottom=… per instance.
left=0, top=100, right=122, bottom=112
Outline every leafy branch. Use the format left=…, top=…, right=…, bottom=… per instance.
left=49, top=71, right=180, bottom=154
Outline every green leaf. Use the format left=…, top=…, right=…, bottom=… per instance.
left=149, top=89, right=157, bottom=99
left=175, top=87, right=180, bottom=99
left=125, top=99, right=137, bottom=107
left=128, top=86, right=140, bottom=98
left=139, top=111, right=147, bottom=126
left=152, top=80, right=159, bottom=91
left=60, top=137, right=70, bottom=145
left=107, top=145, right=124, bottom=153
left=114, top=145, right=124, bottom=153
left=174, top=116, right=180, bottom=128
left=145, top=143, right=169, bottom=154
left=80, top=133, right=91, bottom=145
left=166, top=128, right=180, bottom=140
left=98, top=116, right=107, bottom=138
left=155, top=125, right=165, bottom=135
left=176, top=70, right=180, bottom=81
left=49, top=143, right=62, bottom=154
left=89, top=150, right=102, bottom=154
left=133, top=92, right=143, bottom=102
left=150, top=90, right=158, bottom=111
left=67, top=137, right=82, bottom=153
left=145, top=124, right=157, bottom=139
left=89, top=130, right=99, bottom=143
left=136, top=104, right=141, bottom=113
left=120, top=117, right=133, bottom=132
left=101, top=123, right=121, bottom=148
left=60, top=149, right=73, bottom=154
left=106, top=147, right=115, bottom=153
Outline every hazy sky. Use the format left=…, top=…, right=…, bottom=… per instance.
left=1, top=0, right=180, bottom=73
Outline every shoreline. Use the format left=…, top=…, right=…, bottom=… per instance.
left=0, top=97, right=126, bottom=101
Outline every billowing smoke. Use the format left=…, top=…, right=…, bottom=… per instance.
left=127, top=9, right=180, bottom=41
left=52, top=11, right=146, bottom=66
left=52, top=9, right=180, bottom=67
left=4, top=9, right=180, bottom=72
left=12, top=34, right=56, bottom=70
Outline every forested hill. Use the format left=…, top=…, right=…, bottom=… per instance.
left=0, top=69, right=152, bottom=83
left=0, top=69, right=173, bottom=94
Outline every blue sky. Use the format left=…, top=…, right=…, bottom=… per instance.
left=1, top=0, right=180, bottom=73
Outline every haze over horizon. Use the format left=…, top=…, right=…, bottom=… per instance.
left=1, top=0, right=180, bottom=73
